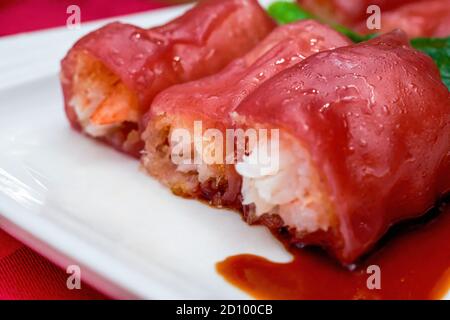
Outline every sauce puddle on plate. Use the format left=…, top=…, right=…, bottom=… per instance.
left=217, top=201, right=450, bottom=299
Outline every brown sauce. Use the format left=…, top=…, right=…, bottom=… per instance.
left=216, top=201, right=450, bottom=299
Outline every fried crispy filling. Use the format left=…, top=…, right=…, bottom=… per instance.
left=142, top=117, right=234, bottom=205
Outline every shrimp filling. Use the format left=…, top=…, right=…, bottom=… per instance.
left=69, top=53, right=139, bottom=137
left=235, top=138, right=333, bottom=234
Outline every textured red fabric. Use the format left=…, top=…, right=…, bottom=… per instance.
left=0, top=0, right=177, bottom=299
left=0, top=230, right=107, bottom=299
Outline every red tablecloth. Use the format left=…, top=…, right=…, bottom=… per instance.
left=0, top=0, right=178, bottom=300
left=0, top=230, right=107, bottom=299
left=0, top=0, right=172, bottom=37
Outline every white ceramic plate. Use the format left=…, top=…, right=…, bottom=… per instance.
left=0, top=1, right=448, bottom=300
left=0, top=0, right=294, bottom=299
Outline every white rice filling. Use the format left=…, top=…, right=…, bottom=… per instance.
left=235, top=138, right=331, bottom=234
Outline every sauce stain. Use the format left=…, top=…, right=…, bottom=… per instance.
left=217, top=201, right=450, bottom=299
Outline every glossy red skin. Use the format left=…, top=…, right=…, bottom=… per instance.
left=356, top=0, right=450, bottom=37
left=235, top=31, right=450, bottom=263
left=61, top=0, right=275, bottom=156
left=143, top=20, right=350, bottom=207
left=147, top=20, right=351, bottom=128
left=297, top=0, right=420, bottom=26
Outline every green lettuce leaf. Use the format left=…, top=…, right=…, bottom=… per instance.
left=411, top=37, right=450, bottom=89
left=267, top=1, right=313, bottom=24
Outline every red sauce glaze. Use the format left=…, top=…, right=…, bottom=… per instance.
left=217, top=201, right=450, bottom=300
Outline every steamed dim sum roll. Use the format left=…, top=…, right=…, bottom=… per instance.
left=60, top=0, right=274, bottom=156
left=233, top=30, right=450, bottom=263
left=141, top=20, right=351, bottom=208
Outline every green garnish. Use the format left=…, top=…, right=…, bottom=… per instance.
left=267, top=1, right=450, bottom=90
left=267, top=1, right=314, bottom=24
left=411, top=37, right=450, bottom=89
left=268, top=1, right=376, bottom=43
